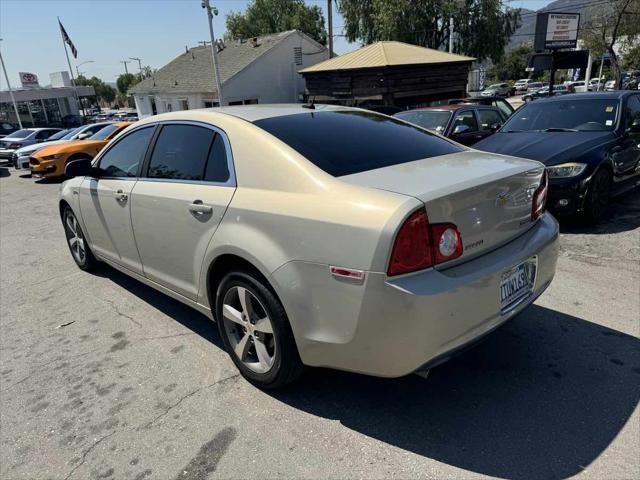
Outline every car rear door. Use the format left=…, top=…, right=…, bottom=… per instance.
left=78, top=125, right=156, bottom=274
left=614, top=94, right=640, bottom=179
left=130, top=122, right=236, bottom=300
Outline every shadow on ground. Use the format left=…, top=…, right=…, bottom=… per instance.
left=97, top=267, right=639, bottom=480
left=0, top=166, right=10, bottom=178
left=560, top=187, right=640, bottom=235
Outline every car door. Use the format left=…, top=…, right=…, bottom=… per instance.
left=130, top=122, right=236, bottom=300
left=475, top=108, right=505, bottom=143
left=613, top=94, right=640, bottom=179
left=449, top=110, right=482, bottom=146
left=78, top=125, right=156, bottom=274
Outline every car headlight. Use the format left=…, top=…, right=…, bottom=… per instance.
left=546, top=163, right=587, bottom=178
left=42, top=154, right=64, bottom=161
left=8, top=143, right=23, bottom=149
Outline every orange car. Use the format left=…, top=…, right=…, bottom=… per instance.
left=30, top=122, right=134, bottom=178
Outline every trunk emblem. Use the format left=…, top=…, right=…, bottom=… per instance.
left=496, top=191, right=510, bottom=206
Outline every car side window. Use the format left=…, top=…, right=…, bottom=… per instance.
left=477, top=109, right=503, bottom=130
left=204, top=133, right=230, bottom=183
left=147, top=125, right=217, bottom=181
left=453, top=111, right=478, bottom=132
left=36, top=130, right=52, bottom=139
left=98, top=126, right=154, bottom=178
left=495, top=100, right=513, bottom=118
left=625, top=95, right=640, bottom=129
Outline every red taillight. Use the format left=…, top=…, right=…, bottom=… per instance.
left=388, top=209, right=434, bottom=276
left=387, top=209, right=463, bottom=276
left=532, top=170, right=548, bottom=221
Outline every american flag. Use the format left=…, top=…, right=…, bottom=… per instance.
left=58, top=20, right=77, bottom=58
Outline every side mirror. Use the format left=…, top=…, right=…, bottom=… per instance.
left=628, top=118, right=640, bottom=133
left=490, top=123, right=502, bottom=132
left=453, top=124, right=470, bottom=135
left=65, top=158, right=95, bottom=178
left=77, top=133, right=91, bottom=140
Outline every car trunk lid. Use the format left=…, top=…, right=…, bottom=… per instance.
left=341, top=150, right=545, bottom=264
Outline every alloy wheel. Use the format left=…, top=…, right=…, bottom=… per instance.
left=64, top=212, right=86, bottom=265
left=221, top=286, right=276, bottom=373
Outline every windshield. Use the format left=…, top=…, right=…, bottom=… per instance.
left=62, top=127, right=84, bottom=140
left=254, top=111, right=462, bottom=177
left=89, top=124, right=120, bottom=140
left=4, top=129, right=32, bottom=139
left=502, top=99, right=620, bottom=132
left=394, top=110, right=452, bottom=133
left=47, top=129, right=71, bottom=141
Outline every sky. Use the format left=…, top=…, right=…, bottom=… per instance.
left=0, top=0, right=549, bottom=88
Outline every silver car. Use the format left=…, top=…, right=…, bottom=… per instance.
left=0, top=128, right=62, bottom=160
left=59, top=105, right=559, bottom=388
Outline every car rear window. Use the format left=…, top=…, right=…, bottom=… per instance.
left=254, top=111, right=462, bottom=177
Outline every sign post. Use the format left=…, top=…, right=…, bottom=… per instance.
left=534, top=12, right=580, bottom=95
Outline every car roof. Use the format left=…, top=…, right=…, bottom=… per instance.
left=399, top=103, right=497, bottom=113
left=536, top=91, right=632, bottom=102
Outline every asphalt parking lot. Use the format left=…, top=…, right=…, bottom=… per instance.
left=0, top=166, right=638, bottom=480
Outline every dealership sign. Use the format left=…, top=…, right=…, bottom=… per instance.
left=534, top=12, right=580, bottom=50
left=19, top=72, right=40, bottom=88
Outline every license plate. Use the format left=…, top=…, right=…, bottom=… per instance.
left=500, top=258, right=537, bottom=311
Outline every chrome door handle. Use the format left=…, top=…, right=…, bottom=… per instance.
left=115, top=190, right=128, bottom=202
left=188, top=200, right=212, bottom=215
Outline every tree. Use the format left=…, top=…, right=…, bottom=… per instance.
left=337, top=0, right=520, bottom=63
left=75, top=75, right=116, bottom=105
left=622, top=44, right=640, bottom=71
left=225, top=0, right=327, bottom=45
left=581, top=0, right=640, bottom=88
left=116, top=73, right=140, bottom=95
left=488, top=43, right=534, bottom=81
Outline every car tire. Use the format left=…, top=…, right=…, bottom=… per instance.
left=216, top=271, right=303, bottom=389
left=583, top=168, right=612, bottom=225
left=62, top=207, right=98, bottom=271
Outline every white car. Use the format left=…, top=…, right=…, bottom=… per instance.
left=60, top=105, right=558, bottom=388
left=604, top=80, right=617, bottom=91
left=12, top=122, right=113, bottom=171
left=514, top=79, right=534, bottom=92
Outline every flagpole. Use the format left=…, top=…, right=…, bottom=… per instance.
left=58, top=17, right=84, bottom=118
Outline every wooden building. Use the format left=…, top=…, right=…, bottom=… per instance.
left=299, top=41, right=475, bottom=108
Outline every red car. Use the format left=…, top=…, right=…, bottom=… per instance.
left=394, top=104, right=507, bottom=146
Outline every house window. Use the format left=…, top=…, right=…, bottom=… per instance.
left=203, top=100, right=219, bottom=108
left=178, top=98, right=189, bottom=111
left=294, top=47, right=303, bottom=66
left=229, top=98, right=259, bottom=106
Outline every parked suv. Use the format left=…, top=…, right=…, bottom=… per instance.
left=480, top=83, right=513, bottom=97
left=514, top=79, right=534, bottom=92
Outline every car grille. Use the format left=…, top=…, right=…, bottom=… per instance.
left=29, top=157, right=39, bottom=166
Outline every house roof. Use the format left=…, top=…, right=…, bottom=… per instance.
left=130, top=30, right=303, bottom=95
left=299, top=41, right=475, bottom=73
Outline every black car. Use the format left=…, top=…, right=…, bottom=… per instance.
left=474, top=92, right=640, bottom=223
left=449, top=96, right=515, bottom=118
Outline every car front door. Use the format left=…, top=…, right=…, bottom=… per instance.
left=475, top=108, right=505, bottom=143
left=130, top=122, right=236, bottom=300
left=78, top=125, right=156, bottom=274
left=612, top=95, right=640, bottom=179
left=449, top=110, right=482, bottom=145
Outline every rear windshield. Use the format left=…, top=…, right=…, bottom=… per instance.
left=254, top=110, right=462, bottom=177
left=90, top=124, right=119, bottom=140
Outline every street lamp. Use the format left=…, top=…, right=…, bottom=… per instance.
left=201, top=0, right=224, bottom=106
left=76, top=60, right=94, bottom=77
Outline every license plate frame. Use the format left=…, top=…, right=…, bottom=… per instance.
left=500, top=257, right=537, bottom=313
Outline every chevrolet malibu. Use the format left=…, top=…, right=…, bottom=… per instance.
left=59, top=105, right=559, bottom=388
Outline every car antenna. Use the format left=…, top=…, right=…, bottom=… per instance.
left=302, top=96, right=315, bottom=109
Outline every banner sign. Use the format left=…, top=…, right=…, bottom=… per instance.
left=19, top=72, right=40, bottom=88
left=534, top=12, right=580, bottom=50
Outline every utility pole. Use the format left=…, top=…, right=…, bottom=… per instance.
left=449, top=17, right=454, bottom=53
left=120, top=60, right=130, bottom=75
left=0, top=39, right=22, bottom=128
left=201, top=0, right=224, bottom=106
left=327, top=0, right=333, bottom=58
left=129, top=57, right=143, bottom=78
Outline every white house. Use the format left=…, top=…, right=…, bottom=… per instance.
left=130, top=30, right=329, bottom=117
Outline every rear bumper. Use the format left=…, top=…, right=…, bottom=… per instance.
left=272, top=213, right=559, bottom=377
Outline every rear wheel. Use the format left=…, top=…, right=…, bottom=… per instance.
left=216, top=271, right=303, bottom=389
left=583, top=168, right=612, bottom=224
left=63, top=207, right=98, bottom=271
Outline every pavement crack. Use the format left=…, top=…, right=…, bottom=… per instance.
left=138, top=374, right=240, bottom=430
left=139, top=332, right=196, bottom=341
left=101, top=297, right=142, bottom=327
left=63, top=430, right=117, bottom=480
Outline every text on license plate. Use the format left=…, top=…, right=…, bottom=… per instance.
left=500, top=258, right=536, bottom=310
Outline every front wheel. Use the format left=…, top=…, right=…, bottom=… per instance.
left=583, top=168, right=612, bottom=224
left=216, top=271, right=303, bottom=389
left=63, top=207, right=98, bottom=271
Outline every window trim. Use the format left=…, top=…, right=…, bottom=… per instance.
left=93, top=124, right=159, bottom=180
left=138, top=120, right=236, bottom=187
